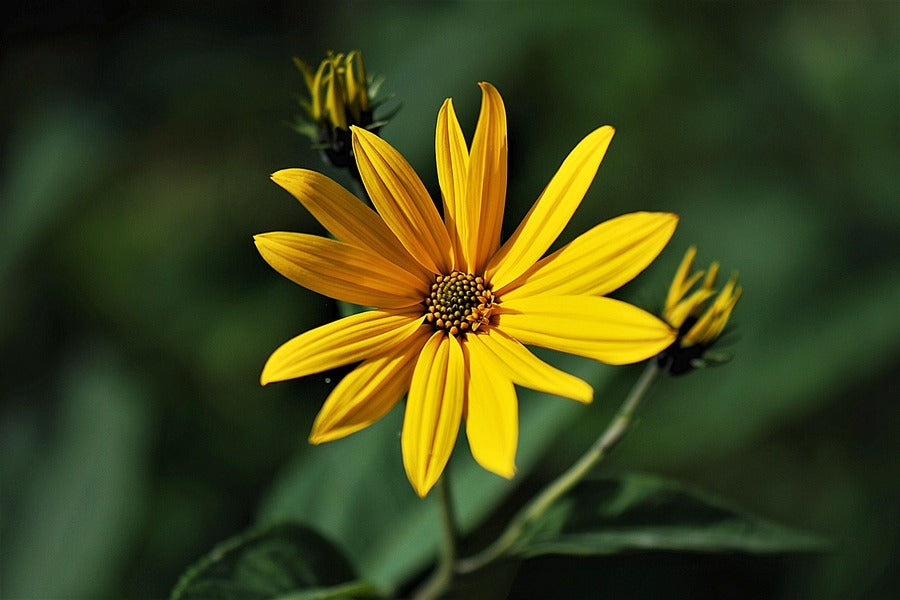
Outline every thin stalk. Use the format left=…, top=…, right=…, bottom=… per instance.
left=412, top=475, right=458, bottom=600
left=457, top=361, right=662, bottom=574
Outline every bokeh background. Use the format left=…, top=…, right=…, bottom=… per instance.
left=2, top=1, right=898, bottom=598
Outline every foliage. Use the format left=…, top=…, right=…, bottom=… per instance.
left=171, top=523, right=373, bottom=600
left=1, top=2, right=897, bottom=599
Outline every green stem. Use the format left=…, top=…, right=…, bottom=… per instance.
left=412, top=475, right=458, bottom=600
left=456, top=361, right=662, bottom=574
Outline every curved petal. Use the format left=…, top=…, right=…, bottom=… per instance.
left=270, top=169, right=430, bottom=280
left=402, top=332, right=465, bottom=497
left=261, top=310, right=425, bottom=385
left=486, top=126, right=615, bottom=290
left=309, top=330, right=429, bottom=443
left=435, top=98, right=469, bottom=268
left=684, top=274, right=742, bottom=346
left=467, top=328, right=592, bottom=404
left=352, top=126, right=452, bottom=275
left=665, top=246, right=698, bottom=312
left=668, top=261, right=720, bottom=327
left=667, top=287, right=716, bottom=329
left=464, top=82, right=507, bottom=273
left=254, top=232, right=427, bottom=308
left=497, top=295, right=676, bottom=365
left=498, top=212, right=678, bottom=301
left=464, top=339, right=517, bottom=478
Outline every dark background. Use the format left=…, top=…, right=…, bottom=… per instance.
left=2, top=1, right=898, bottom=598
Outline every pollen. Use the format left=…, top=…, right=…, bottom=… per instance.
left=424, top=271, right=495, bottom=337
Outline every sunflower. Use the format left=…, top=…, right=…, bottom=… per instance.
left=255, top=83, right=677, bottom=497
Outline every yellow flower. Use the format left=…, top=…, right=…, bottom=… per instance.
left=660, top=246, right=742, bottom=374
left=256, top=83, right=678, bottom=497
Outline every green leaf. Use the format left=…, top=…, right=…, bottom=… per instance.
left=171, top=522, right=376, bottom=600
left=514, top=473, right=829, bottom=558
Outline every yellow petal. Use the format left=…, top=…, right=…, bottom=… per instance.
left=702, top=262, right=720, bottom=293
left=310, top=59, right=329, bottom=121
left=402, top=332, right=465, bottom=497
left=261, top=310, right=425, bottom=385
left=684, top=275, right=742, bottom=346
left=497, top=295, right=676, bottom=365
left=270, top=169, right=431, bottom=280
left=342, top=52, right=362, bottom=120
left=463, top=339, right=517, bottom=478
left=498, top=212, right=678, bottom=301
left=466, top=328, right=592, bottom=404
left=665, top=269, right=705, bottom=320
left=349, top=51, right=369, bottom=111
left=309, top=331, right=428, bottom=443
left=464, top=82, right=507, bottom=273
left=324, top=67, right=348, bottom=129
left=486, top=126, right=615, bottom=290
left=666, top=287, right=717, bottom=329
left=665, top=246, right=697, bottom=311
left=435, top=98, right=469, bottom=267
left=352, top=126, right=452, bottom=275
left=254, top=232, right=426, bottom=308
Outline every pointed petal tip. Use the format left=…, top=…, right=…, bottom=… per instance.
left=348, top=125, right=363, bottom=145
left=259, top=356, right=290, bottom=387
left=259, top=360, right=280, bottom=385
left=490, top=463, right=516, bottom=479
left=270, top=168, right=299, bottom=184
left=577, top=387, right=594, bottom=405
left=653, top=210, right=680, bottom=235
left=476, top=81, right=502, bottom=97
left=411, top=478, right=431, bottom=498
left=252, top=233, right=277, bottom=250
left=307, top=429, right=329, bottom=445
left=594, top=124, right=615, bottom=139
left=470, top=440, right=517, bottom=479
left=308, top=424, right=351, bottom=445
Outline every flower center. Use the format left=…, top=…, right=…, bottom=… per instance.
left=424, top=271, right=495, bottom=337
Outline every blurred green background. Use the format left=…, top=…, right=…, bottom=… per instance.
left=2, top=1, right=898, bottom=598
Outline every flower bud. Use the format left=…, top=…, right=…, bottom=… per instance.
left=658, top=246, right=742, bottom=374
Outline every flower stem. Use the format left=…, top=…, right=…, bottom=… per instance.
left=412, top=475, right=458, bottom=600
left=456, top=361, right=662, bottom=574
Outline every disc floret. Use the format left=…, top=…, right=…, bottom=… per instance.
left=424, top=271, right=495, bottom=336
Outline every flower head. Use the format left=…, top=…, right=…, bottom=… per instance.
left=293, top=50, right=397, bottom=170
left=658, top=246, right=742, bottom=374
left=256, top=83, right=678, bottom=496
